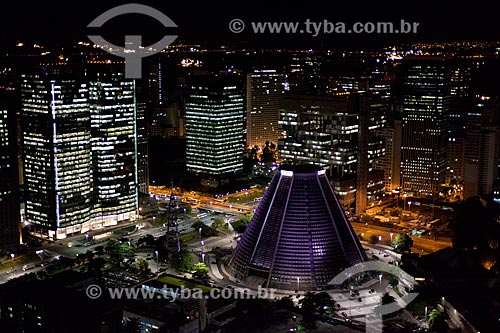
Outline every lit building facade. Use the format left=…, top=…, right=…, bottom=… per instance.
left=246, top=69, right=286, bottom=148
left=89, top=79, right=137, bottom=228
left=136, top=101, right=149, bottom=194
left=21, top=73, right=137, bottom=240
left=278, top=93, right=385, bottom=210
left=376, top=120, right=402, bottom=192
left=287, top=52, right=324, bottom=94
left=185, top=76, right=244, bottom=177
left=400, top=56, right=450, bottom=196
left=446, top=133, right=465, bottom=185
left=463, top=97, right=500, bottom=198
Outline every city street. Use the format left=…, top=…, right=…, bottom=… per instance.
left=352, top=222, right=452, bottom=254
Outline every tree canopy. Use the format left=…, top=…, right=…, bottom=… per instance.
left=392, top=233, right=414, bottom=253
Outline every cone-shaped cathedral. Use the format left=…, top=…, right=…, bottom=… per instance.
left=228, top=166, right=367, bottom=290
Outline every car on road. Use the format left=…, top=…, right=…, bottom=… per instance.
left=357, top=298, right=362, bottom=302
left=22, top=264, right=35, bottom=271
left=383, top=254, right=389, bottom=257
left=368, top=289, right=376, bottom=294
left=341, top=312, right=348, bottom=317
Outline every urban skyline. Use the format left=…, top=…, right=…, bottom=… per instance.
left=0, top=3, right=500, bottom=333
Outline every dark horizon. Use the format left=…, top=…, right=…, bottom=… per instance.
left=1, top=1, right=499, bottom=49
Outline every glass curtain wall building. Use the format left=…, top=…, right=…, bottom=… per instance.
left=400, top=56, right=450, bottom=196
left=246, top=69, right=286, bottom=148
left=185, top=76, right=244, bottom=176
left=21, top=73, right=137, bottom=240
left=89, top=79, right=137, bottom=228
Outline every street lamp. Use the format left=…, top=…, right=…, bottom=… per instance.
left=378, top=273, right=383, bottom=290
left=155, top=250, right=159, bottom=273
left=296, top=276, right=300, bottom=291
left=10, top=253, right=15, bottom=260
left=425, top=306, right=428, bottom=328
left=201, top=252, right=205, bottom=263
left=408, top=201, right=412, bottom=212
left=403, top=194, right=407, bottom=211
left=390, top=232, right=394, bottom=243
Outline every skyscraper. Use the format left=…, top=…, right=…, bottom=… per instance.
left=246, top=69, right=285, bottom=148
left=185, top=75, right=244, bottom=179
left=400, top=56, right=451, bottom=196
left=278, top=93, right=385, bottom=210
left=0, top=90, right=20, bottom=249
left=21, top=72, right=137, bottom=240
left=376, top=119, right=402, bottom=192
left=89, top=79, right=137, bottom=228
left=136, top=101, right=149, bottom=194
left=228, top=166, right=366, bottom=291
left=463, top=97, right=500, bottom=199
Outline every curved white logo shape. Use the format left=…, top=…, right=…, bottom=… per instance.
left=88, top=3, right=178, bottom=78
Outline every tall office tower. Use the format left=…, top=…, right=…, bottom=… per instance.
left=356, top=96, right=369, bottom=214
left=146, top=58, right=164, bottom=106
left=89, top=79, right=137, bottom=227
left=376, top=120, right=402, bottom=192
left=228, top=166, right=367, bottom=291
left=246, top=70, right=285, bottom=148
left=22, top=76, right=93, bottom=239
left=136, top=101, right=149, bottom=194
left=463, top=98, right=500, bottom=199
left=367, top=59, right=394, bottom=100
left=0, top=90, right=20, bottom=249
left=450, top=64, right=471, bottom=101
left=278, top=94, right=360, bottom=175
left=278, top=93, right=384, bottom=210
left=21, top=73, right=137, bottom=240
left=185, top=75, right=244, bottom=180
left=400, top=56, right=451, bottom=196
left=287, top=52, right=325, bottom=94
left=446, top=61, right=471, bottom=186
left=446, top=133, right=465, bottom=185
left=366, top=97, right=389, bottom=203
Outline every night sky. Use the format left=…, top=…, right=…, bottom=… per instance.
left=0, top=0, right=499, bottom=49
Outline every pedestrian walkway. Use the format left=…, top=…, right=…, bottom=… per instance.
left=208, top=255, right=224, bottom=280
left=218, top=257, right=238, bottom=283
